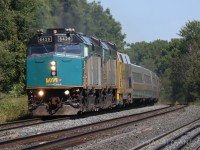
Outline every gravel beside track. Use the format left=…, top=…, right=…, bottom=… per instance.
left=0, top=105, right=167, bottom=143
left=70, top=105, right=200, bottom=150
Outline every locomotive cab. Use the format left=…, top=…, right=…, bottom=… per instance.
left=26, top=28, right=89, bottom=115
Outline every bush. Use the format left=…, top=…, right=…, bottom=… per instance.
left=0, top=96, right=30, bottom=123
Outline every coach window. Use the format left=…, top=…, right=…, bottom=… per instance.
left=132, top=72, right=143, bottom=83
left=153, top=77, right=156, bottom=86
left=144, top=75, right=151, bottom=84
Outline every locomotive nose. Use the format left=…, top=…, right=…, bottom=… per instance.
left=27, top=55, right=83, bottom=87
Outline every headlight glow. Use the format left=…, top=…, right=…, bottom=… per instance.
left=51, top=61, right=56, bottom=66
left=51, top=66, right=56, bottom=71
left=38, top=90, right=44, bottom=97
left=64, top=90, right=70, bottom=95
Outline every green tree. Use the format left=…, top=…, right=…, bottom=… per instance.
left=41, top=0, right=126, bottom=49
left=0, top=0, right=43, bottom=95
left=0, top=42, right=14, bottom=91
left=171, top=20, right=200, bottom=101
left=125, top=40, right=169, bottom=73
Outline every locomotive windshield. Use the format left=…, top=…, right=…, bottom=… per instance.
left=28, top=44, right=54, bottom=56
left=56, top=44, right=81, bottom=55
left=28, top=44, right=81, bottom=56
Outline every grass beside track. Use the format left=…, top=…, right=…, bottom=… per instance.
left=193, top=100, right=200, bottom=105
left=0, top=96, right=30, bottom=123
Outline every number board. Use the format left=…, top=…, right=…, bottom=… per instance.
left=57, top=36, right=72, bottom=43
left=38, top=36, right=52, bottom=43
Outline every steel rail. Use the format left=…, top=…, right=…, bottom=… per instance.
left=0, top=116, right=73, bottom=132
left=132, top=118, right=200, bottom=150
left=0, top=118, right=42, bottom=132
left=0, top=105, right=185, bottom=150
left=0, top=105, right=166, bottom=132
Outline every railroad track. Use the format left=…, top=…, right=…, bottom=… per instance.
left=133, top=118, right=200, bottom=150
left=0, top=118, right=43, bottom=132
left=0, top=105, right=168, bottom=132
left=0, top=116, right=75, bottom=132
left=0, top=105, right=186, bottom=150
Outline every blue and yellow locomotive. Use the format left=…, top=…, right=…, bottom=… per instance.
left=26, top=28, right=160, bottom=116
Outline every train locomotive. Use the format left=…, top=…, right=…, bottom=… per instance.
left=26, top=28, right=160, bottom=116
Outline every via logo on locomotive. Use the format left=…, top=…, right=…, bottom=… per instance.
left=46, top=78, right=62, bottom=84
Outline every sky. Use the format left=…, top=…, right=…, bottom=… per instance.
left=87, top=0, right=200, bottom=43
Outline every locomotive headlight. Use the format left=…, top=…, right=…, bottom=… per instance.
left=64, top=90, right=70, bottom=95
left=38, top=90, right=44, bottom=97
left=50, top=61, right=56, bottom=66
left=50, top=66, right=56, bottom=71
left=50, top=61, right=57, bottom=76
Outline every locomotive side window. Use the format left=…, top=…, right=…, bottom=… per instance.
left=101, top=42, right=109, bottom=49
left=79, top=35, right=92, bottom=45
left=152, top=77, right=157, bottom=86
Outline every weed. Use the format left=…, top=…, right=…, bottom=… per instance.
left=0, top=96, right=30, bottom=123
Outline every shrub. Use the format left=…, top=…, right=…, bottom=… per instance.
left=0, top=96, right=29, bottom=123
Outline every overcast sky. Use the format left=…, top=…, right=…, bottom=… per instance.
left=87, top=0, right=200, bottom=43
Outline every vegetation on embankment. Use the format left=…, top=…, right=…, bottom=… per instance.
left=192, top=100, right=200, bottom=106
left=0, top=95, right=29, bottom=123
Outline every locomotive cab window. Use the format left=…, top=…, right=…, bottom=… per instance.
left=28, top=44, right=54, bottom=56
left=56, top=44, right=81, bottom=55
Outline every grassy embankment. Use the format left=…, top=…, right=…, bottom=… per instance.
left=0, top=95, right=30, bottom=123
left=0, top=95, right=199, bottom=123
left=193, top=100, right=200, bottom=105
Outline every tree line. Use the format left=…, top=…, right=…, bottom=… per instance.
left=0, top=0, right=199, bottom=103
left=125, top=21, right=200, bottom=103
